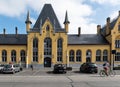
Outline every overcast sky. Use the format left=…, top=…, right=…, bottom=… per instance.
left=0, top=0, right=120, bottom=34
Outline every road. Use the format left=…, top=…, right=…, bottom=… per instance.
left=0, top=75, right=120, bottom=87
left=0, top=70, right=120, bottom=87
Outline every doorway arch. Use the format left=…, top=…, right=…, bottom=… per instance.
left=44, top=57, right=51, bottom=67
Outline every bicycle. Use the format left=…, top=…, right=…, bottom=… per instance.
left=99, top=69, right=116, bottom=77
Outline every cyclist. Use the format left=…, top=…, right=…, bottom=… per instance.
left=103, top=62, right=110, bottom=76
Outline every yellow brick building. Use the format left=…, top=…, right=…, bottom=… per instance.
left=0, top=4, right=120, bottom=68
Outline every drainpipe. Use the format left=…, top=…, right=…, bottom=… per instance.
left=110, top=43, right=112, bottom=70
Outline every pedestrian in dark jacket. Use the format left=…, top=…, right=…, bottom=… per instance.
left=30, top=64, right=33, bottom=71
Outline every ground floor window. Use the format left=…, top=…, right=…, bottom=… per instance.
left=20, top=50, right=26, bottom=62
left=76, top=50, right=81, bottom=62
left=115, top=52, right=120, bottom=61
left=11, top=50, right=16, bottom=62
left=2, top=50, right=7, bottom=62
left=96, top=50, right=101, bottom=61
left=57, top=51, right=62, bottom=62
left=33, top=51, right=38, bottom=62
left=103, top=50, right=108, bottom=61
left=69, top=50, right=74, bottom=62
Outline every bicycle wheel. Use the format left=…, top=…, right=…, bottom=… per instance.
left=109, top=70, right=116, bottom=77
left=99, top=70, right=106, bottom=77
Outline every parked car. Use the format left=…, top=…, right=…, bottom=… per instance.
left=53, top=64, right=67, bottom=74
left=80, top=63, right=98, bottom=73
left=0, top=64, right=4, bottom=73
left=3, top=64, right=21, bottom=74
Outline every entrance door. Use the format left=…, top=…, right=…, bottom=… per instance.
left=44, top=57, right=51, bottom=67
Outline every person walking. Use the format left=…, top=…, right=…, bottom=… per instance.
left=30, top=64, right=33, bottom=71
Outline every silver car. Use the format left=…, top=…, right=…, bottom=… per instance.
left=0, top=64, right=4, bottom=73
left=3, top=64, right=20, bottom=74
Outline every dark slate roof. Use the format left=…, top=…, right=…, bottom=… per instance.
left=55, top=28, right=66, bottom=33
left=0, top=34, right=27, bottom=45
left=68, top=34, right=109, bottom=45
left=33, top=4, right=61, bottom=29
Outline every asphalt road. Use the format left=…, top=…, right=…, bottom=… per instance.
left=0, top=75, right=120, bottom=87
left=0, top=68, right=120, bottom=87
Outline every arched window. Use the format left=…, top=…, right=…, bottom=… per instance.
left=115, top=40, right=120, bottom=48
left=103, top=50, right=108, bottom=61
left=96, top=50, right=101, bottom=61
left=20, top=50, right=26, bottom=62
left=2, top=50, right=7, bottom=62
left=46, top=25, right=50, bottom=31
left=11, top=50, right=16, bottom=62
left=76, top=50, right=81, bottom=62
left=69, top=50, right=74, bottom=62
left=44, top=38, right=52, bottom=55
left=57, top=39, right=62, bottom=62
left=33, top=38, right=38, bottom=62
left=115, top=52, right=120, bottom=61
left=86, top=50, right=92, bottom=62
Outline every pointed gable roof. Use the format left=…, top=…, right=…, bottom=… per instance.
left=64, top=11, right=70, bottom=24
left=33, top=4, right=61, bottom=29
left=101, top=17, right=119, bottom=36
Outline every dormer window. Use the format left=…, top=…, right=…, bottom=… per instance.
left=46, top=25, right=50, bottom=31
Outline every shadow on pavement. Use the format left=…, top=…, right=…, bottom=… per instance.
left=73, top=71, right=80, bottom=73
left=46, top=71, right=53, bottom=74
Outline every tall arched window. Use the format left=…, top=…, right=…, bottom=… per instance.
left=57, top=38, right=62, bottom=62
left=115, top=52, right=120, bottom=61
left=2, top=50, right=7, bottom=62
left=44, top=38, right=52, bottom=55
left=69, top=50, right=74, bottom=62
left=86, top=50, right=92, bottom=62
left=96, top=50, right=101, bottom=61
left=11, top=50, right=16, bottom=62
left=103, top=50, right=108, bottom=61
left=76, top=50, right=81, bottom=62
left=20, top=50, right=26, bottom=62
left=33, top=38, right=38, bottom=62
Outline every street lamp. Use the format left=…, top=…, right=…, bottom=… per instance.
left=112, top=50, right=116, bottom=70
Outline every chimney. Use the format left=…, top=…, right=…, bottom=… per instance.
left=3, top=28, right=6, bottom=36
left=107, top=17, right=110, bottom=23
left=106, top=17, right=111, bottom=35
left=97, top=25, right=101, bottom=35
left=119, top=11, right=120, bottom=16
left=15, top=27, right=18, bottom=36
left=78, top=27, right=81, bottom=36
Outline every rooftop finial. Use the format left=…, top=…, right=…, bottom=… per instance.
left=64, top=11, right=70, bottom=24
left=25, top=10, right=32, bottom=24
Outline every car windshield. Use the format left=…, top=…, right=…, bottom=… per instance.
left=4, top=65, right=12, bottom=68
left=89, top=63, right=97, bottom=67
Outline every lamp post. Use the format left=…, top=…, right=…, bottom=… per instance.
left=112, top=50, right=116, bottom=70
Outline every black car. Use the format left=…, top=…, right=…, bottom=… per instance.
left=80, top=63, right=98, bottom=73
left=53, top=64, right=66, bottom=74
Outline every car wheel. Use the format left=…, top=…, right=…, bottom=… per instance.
left=94, top=71, right=97, bottom=73
left=64, top=71, right=67, bottom=74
